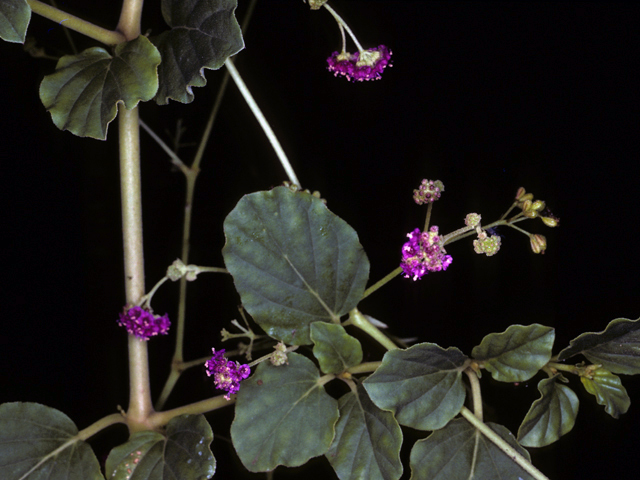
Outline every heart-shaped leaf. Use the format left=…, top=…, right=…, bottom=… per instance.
left=311, top=322, right=363, bottom=374
left=0, top=402, right=103, bottom=480
left=558, top=317, right=640, bottom=374
left=517, top=376, right=579, bottom=447
left=231, top=353, right=339, bottom=471
left=152, top=0, right=244, bottom=104
left=39, top=36, right=161, bottom=139
left=0, top=0, right=30, bottom=43
left=580, top=367, right=630, bottom=418
left=222, top=187, right=370, bottom=345
left=410, top=419, right=535, bottom=480
left=472, top=324, right=555, bottom=382
left=105, top=414, right=215, bottom=480
left=326, top=383, right=403, bottom=480
left=363, top=343, right=468, bottom=431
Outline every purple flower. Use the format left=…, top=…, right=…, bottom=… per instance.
left=413, top=179, right=445, bottom=205
left=401, top=227, right=453, bottom=280
left=118, top=306, right=170, bottom=340
left=205, top=349, right=251, bottom=400
left=327, top=45, right=392, bottom=82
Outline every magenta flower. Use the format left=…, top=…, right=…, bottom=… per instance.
left=205, top=349, right=251, bottom=400
left=401, top=227, right=453, bottom=280
left=118, top=306, right=170, bottom=340
left=413, top=179, right=445, bottom=205
left=327, top=45, right=392, bottom=82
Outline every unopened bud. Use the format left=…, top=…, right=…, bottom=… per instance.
left=532, top=200, right=546, bottom=211
left=541, top=216, right=559, bottom=227
left=530, top=234, right=547, bottom=254
left=515, top=187, right=527, bottom=200
left=521, top=199, right=532, bottom=212
left=167, top=259, right=187, bottom=281
left=270, top=342, right=289, bottom=366
left=308, top=0, right=328, bottom=9
left=465, top=213, right=482, bottom=227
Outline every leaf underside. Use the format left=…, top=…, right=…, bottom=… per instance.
left=39, top=36, right=161, bottom=140
left=0, top=402, right=103, bottom=480
left=152, top=0, right=244, bottom=104
left=558, top=317, right=640, bottom=375
left=364, top=343, right=468, bottom=431
left=0, top=0, right=30, bottom=43
left=222, top=187, right=370, bottom=345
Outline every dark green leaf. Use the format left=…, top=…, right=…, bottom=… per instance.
left=0, top=0, right=30, bottom=43
left=0, top=402, right=103, bottom=480
left=152, top=0, right=243, bottom=104
left=326, top=383, right=402, bottom=480
left=580, top=367, right=630, bottom=418
left=410, top=418, right=535, bottom=480
left=39, top=36, right=161, bottom=139
left=558, top=317, right=640, bottom=374
left=105, top=414, right=214, bottom=480
left=517, top=376, right=579, bottom=447
left=311, top=322, right=363, bottom=374
left=471, top=324, right=555, bottom=382
left=231, top=353, right=339, bottom=471
left=222, top=187, right=369, bottom=345
left=363, top=343, right=468, bottom=431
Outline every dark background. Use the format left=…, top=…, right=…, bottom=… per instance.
left=1, top=1, right=639, bottom=478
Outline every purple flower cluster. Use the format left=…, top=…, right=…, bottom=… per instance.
left=401, top=227, right=453, bottom=280
left=205, top=349, right=251, bottom=400
left=118, top=306, right=170, bottom=340
left=327, top=45, right=392, bottom=82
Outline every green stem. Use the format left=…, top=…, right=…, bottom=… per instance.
left=346, top=308, right=398, bottom=351
left=77, top=413, right=127, bottom=441
left=460, top=407, right=549, bottom=480
left=225, top=58, right=301, bottom=186
left=323, top=3, right=364, bottom=52
left=362, top=266, right=402, bottom=299
left=116, top=0, right=144, bottom=39
left=423, top=202, right=433, bottom=232
left=28, top=0, right=125, bottom=45
left=149, top=395, right=236, bottom=429
left=464, top=368, right=483, bottom=421
left=347, top=361, right=381, bottom=374
left=119, top=104, right=153, bottom=428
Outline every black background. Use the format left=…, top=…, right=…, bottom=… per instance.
left=1, top=1, right=639, bottom=478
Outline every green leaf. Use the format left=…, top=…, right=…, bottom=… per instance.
left=517, top=376, right=579, bottom=447
left=0, top=402, right=103, bottom=480
left=39, top=36, right=161, bottom=140
left=222, top=187, right=370, bottom=345
left=580, top=367, right=630, bottom=418
left=152, top=0, right=244, bottom=104
left=558, top=317, right=640, bottom=374
left=471, top=324, right=555, bottom=382
left=410, top=418, right=535, bottom=480
left=0, top=0, right=30, bottom=43
left=363, top=343, right=468, bottom=431
left=105, top=414, right=214, bottom=480
left=326, top=383, right=403, bottom=480
left=311, top=322, right=363, bottom=374
left=231, top=352, right=339, bottom=472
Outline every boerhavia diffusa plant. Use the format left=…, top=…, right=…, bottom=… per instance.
left=0, top=1, right=638, bottom=480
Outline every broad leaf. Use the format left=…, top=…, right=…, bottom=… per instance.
left=326, top=383, right=402, bottom=480
left=472, top=324, right=555, bottom=382
left=40, top=36, right=161, bottom=139
left=105, top=414, right=214, bottom=480
left=222, top=187, right=369, bottom=345
left=152, top=0, right=244, bottom=104
left=363, top=343, right=468, bottom=431
left=517, top=376, right=579, bottom=447
left=0, top=402, right=103, bottom=480
left=558, top=317, right=640, bottom=374
left=410, top=419, right=535, bottom=480
left=311, top=322, right=363, bottom=374
left=0, top=0, right=30, bottom=43
left=580, top=367, right=630, bottom=418
left=231, top=353, right=339, bottom=471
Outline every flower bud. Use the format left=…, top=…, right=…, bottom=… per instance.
left=541, top=216, right=559, bottom=227
left=515, top=187, right=527, bottom=201
left=532, top=200, right=546, bottom=211
left=167, top=259, right=187, bottom=281
left=530, top=234, right=547, bottom=254
left=465, top=213, right=482, bottom=227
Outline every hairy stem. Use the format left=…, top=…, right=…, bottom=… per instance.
left=28, top=0, right=125, bottom=45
